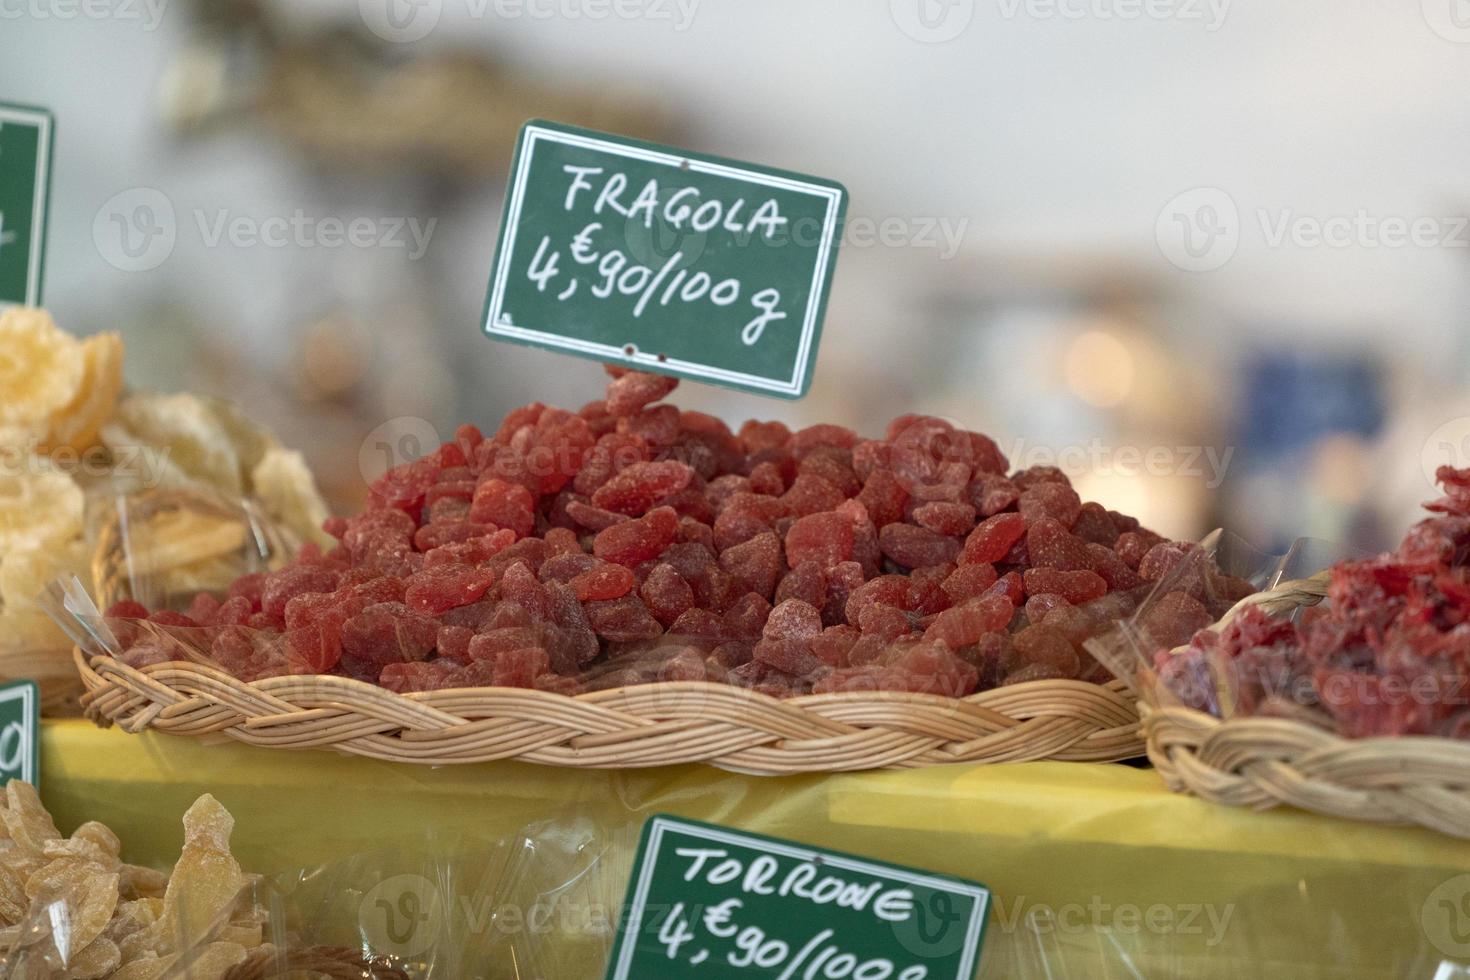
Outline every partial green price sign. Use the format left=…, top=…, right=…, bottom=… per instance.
left=484, top=120, right=847, bottom=398
left=607, top=816, right=989, bottom=979
left=0, top=103, right=54, bottom=307
left=0, top=681, right=38, bottom=788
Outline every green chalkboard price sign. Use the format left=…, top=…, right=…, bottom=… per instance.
left=483, top=120, right=847, bottom=398
left=0, top=103, right=53, bottom=308
left=607, top=816, right=989, bottom=979
left=0, top=680, right=38, bottom=789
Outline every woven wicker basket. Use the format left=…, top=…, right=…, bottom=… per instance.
left=221, top=944, right=407, bottom=979
left=75, top=649, right=1142, bottom=774
left=1143, top=572, right=1470, bottom=838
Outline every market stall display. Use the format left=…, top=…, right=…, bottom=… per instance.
left=1111, top=466, right=1470, bottom=837
left=0, top=309, right=330, bottom=713
left=58, top=368, right=1256, bottom=771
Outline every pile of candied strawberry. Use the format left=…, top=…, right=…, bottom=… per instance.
left=1159, top=466, right=1470, bottom=739
left=104, top=369, right=1249, bottom=699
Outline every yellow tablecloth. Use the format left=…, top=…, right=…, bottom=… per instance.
left=37, top=720, right=1470, bottom=978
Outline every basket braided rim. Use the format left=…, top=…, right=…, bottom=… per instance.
left=1143, top=571, right=1470, bottom=838
left=74, top=649, right=1143, bottom=774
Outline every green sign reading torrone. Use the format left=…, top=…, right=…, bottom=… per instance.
left=484, top=120, right=846, bottom=399
left=0, top=103, right=53, bottom=308
left=607, top=816, right=989, bottom=979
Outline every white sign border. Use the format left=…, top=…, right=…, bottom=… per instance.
left=0, top=104, right=51, bottom=308
left=485, top=124, right=843, bottom=397
left=611, top=816, right=989, bottom=979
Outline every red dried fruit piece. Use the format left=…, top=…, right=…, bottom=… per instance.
left=811, top=625, right=860, bottom=666
left=1011, top=625, right=1081, bottom=678
left=1013, top=465, right=1070, bottom=490
left=723, top=592, right=773, bottom=640
left=565, top=501, right=631, bottom=532
left=1022, top=568, right=1107, bottom=605
left=785, top=511, right=855, bottom=569
left=1018, top=483, right=1083, bottom=528
left=437, top=625, right=475, bottom=663
left=738, top=420, right=791, bottom=454
left=468, top=626, right=545, bottom=662
left=1114, top=530, right=1166, bottom=569
left=1025, top=518, right=1094, bottom=572
left=912, top=501, right=977, bottom=537
left=960, top=513, right=1027, bottom=565
left=539, top=551, right=602, bottom=583
left=619, top=405, right=681, bottom=448
left=500, top=561, right=552, bottom=621
left=774, top=560, right=827, bottom=610
left=905, top=563, right=955, bottom=617
left=942, top=563, right=998, bottom=605
left=791, top=423, right=856, bottom=455
left=923, top=595, right=1014, bottom=649
left=747, top=461, right=786, bottom=496
left=984, top=571, right=1025, bottom=607
left=640, top=563, right=695, bottom=626
left=585, top=596, right=664, bottom=642
left=469, top=479, right=535, bottom=538
left=425, top=479, right=477, bottom=506
left=966, top=474, right=1019, bottom=517
left=1072, top=502, right=1120, bottom=546
left=570, top=562, right=637, bottom=601
left=606, top=370, right=679, bottom=416
left=573, top=431, right=648, bottom=496
left=823, top=561, right=865, bottom=627
left=261, top=565, right=343, bottom=621
left=107, top=599, right=149, bottom=619
left=543, top=580, right=599, bottom=669
left=1138, top=541, right=1204, bottom=585
left=1140, top=591, right=1213, bottom=649
left=858, top=603, right=910, bottom=641
left=340, top=603, right=439, bottom=678
left=590, top=460, right=695, bottom=516
left=593, top=506, right=677, bottom=566
left=543, top=526, right=581, bottom=555
left=878, top=523, right=960, bottom=569
left=712, top=507, right=774, bottom=553
left=1085, top=543, right=1144, bottom=590
left=888, top=643, right=979, bottom=697
left=148, top=610, right=198, bottom=628
left=845, top=575, right=911, bottom=624
left=779, top=474, right=846, bottom=518
left=413, top=521, right=498, bottom=552
left=424, top=529, right=517, bottom=568
left=889, top=417, right=972, bottom=502
left=493, top=646, right=552, bottom=688
left=380, top=661, right=455, bottom=694
left=1025, top=593, right=1071, bottom=623
left=669, top=607, right=726, bottom=646
left=719, top=531, right=783, bottom=598
left=369, top=458, right=438, bottom=511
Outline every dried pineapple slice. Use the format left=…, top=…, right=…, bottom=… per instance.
left=148, top=794, right=248, bottom=957
left=0, top=538, right=89, bottom=613
left=251, top=446, right=332, bottom=548
left=103, top=393, right=244, bottom=496
left=0, top=463, right=84, bottom=553
left=44, top=331, right=124, bottom=453
left=0, top=308, right=85, bottom=439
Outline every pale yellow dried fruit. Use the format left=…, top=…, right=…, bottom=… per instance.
left=111, top=952, right=173, bottom=979
left=0, top=308, right=85, bottom=439
left=2, top=781, right=60, bottom=859
left=122, top=510, right=248, bottom=578
left=0, top=463, right=84, bottom=553
left=120, top=866, right=168, bottom=901
left=43, top=332, right=124, bottom=454
left=67, top=934, right=121, bottom=978
left=149, top=794, right=247, bottom=957
left=251, top=446, right=332, bottom=548
left=103, top=393, right=244, bottom=495
left=0, top=537, right=89, bottom=613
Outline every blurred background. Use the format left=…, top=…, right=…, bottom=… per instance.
left=4, top=0, right=1469, bottom=552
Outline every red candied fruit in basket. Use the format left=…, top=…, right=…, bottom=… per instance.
left=110, top=368, right=1216, bottom=698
